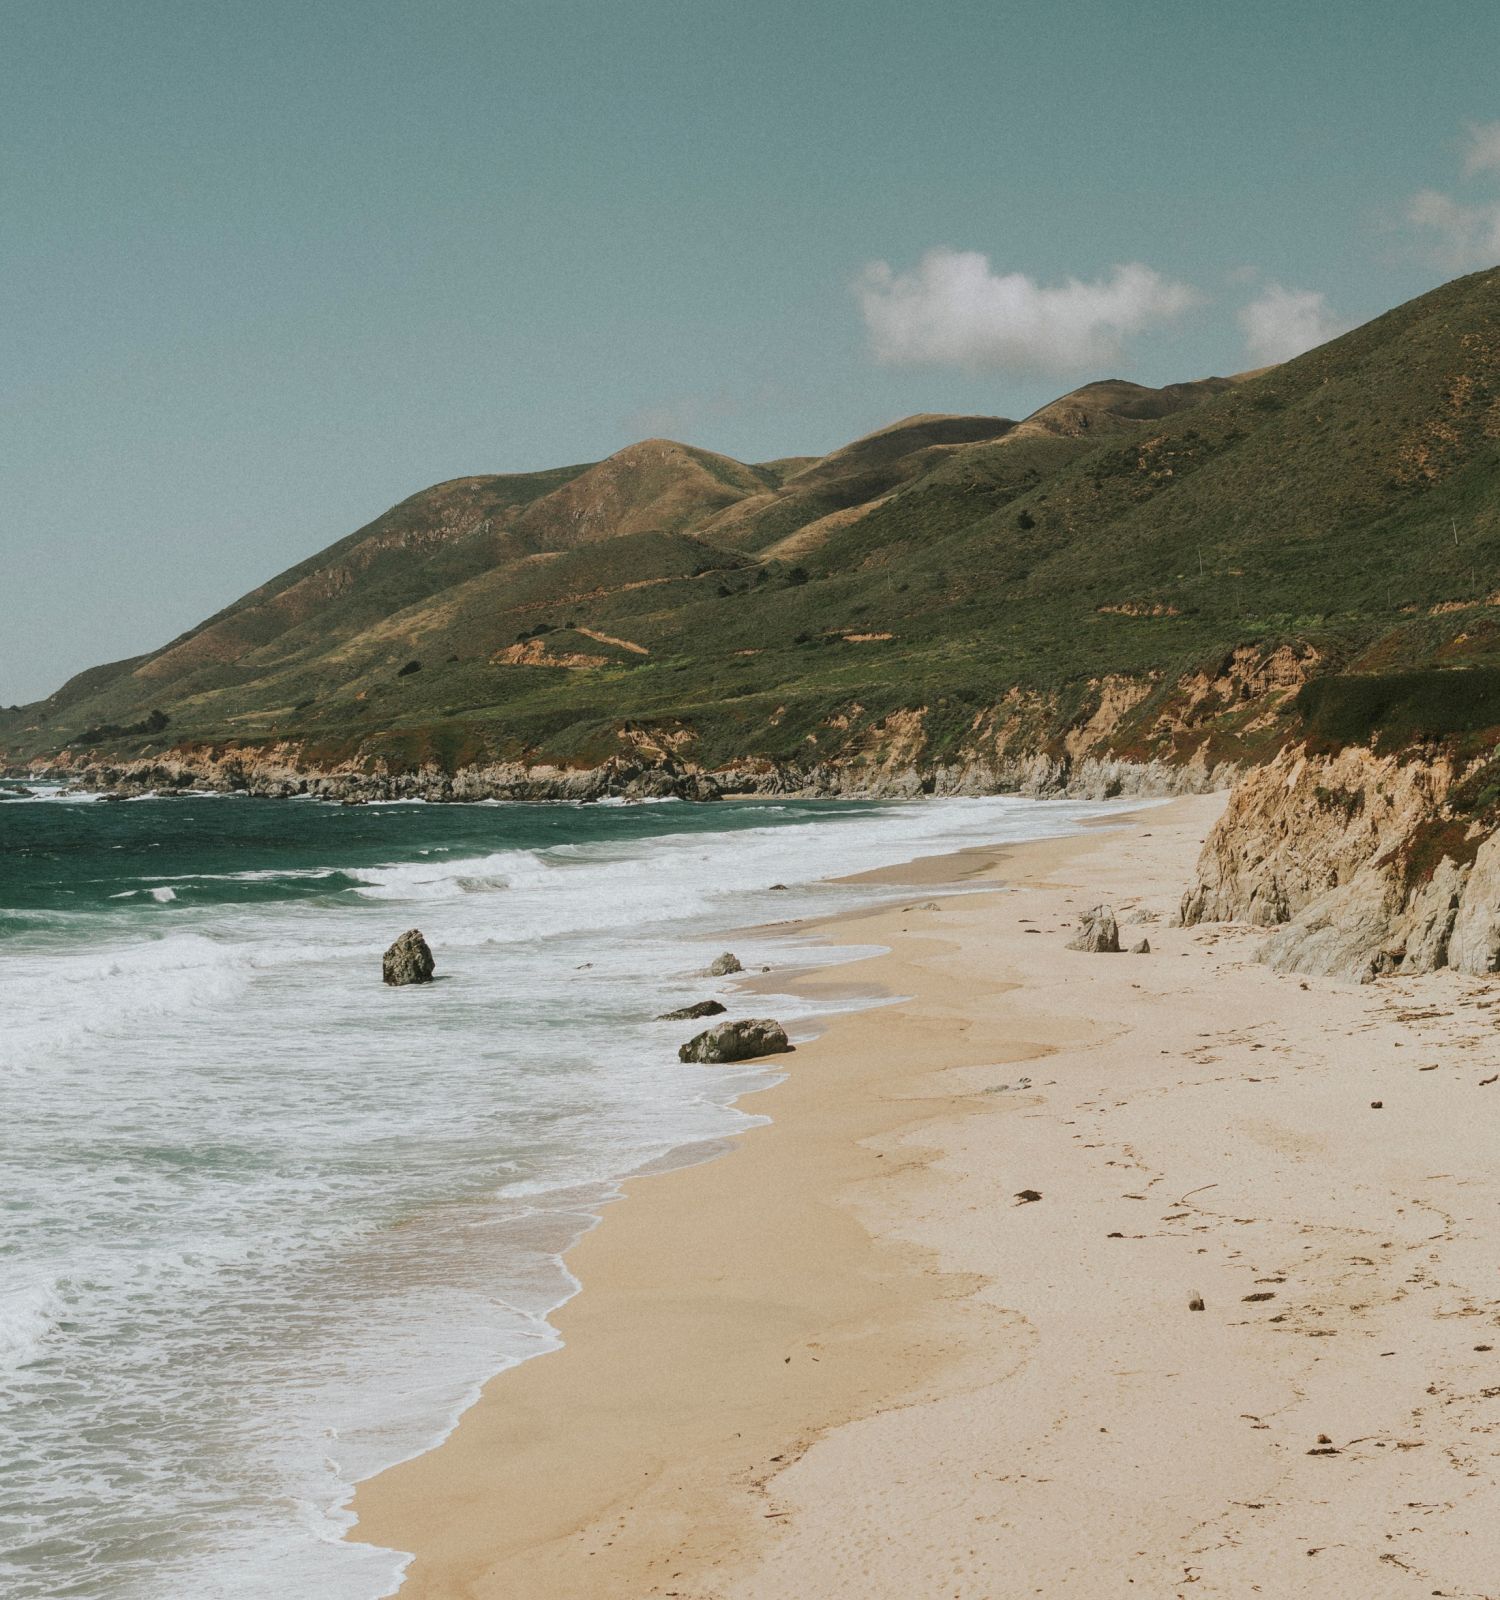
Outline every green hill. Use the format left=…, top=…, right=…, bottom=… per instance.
left=5, top=268, right=1500, bottom=790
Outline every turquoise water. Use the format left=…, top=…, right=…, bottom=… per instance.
left=0, top=783, right=1126, bottom=1598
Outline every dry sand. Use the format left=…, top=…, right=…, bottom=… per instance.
left=351, top=794, right=1500, bottom=1598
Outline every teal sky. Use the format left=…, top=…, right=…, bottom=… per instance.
left=4, top=0, right=1499, bottom=702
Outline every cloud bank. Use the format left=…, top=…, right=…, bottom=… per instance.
left=1237, top=283, right=1350, bottom=364
left=855, top=249, right=1199, bottom=373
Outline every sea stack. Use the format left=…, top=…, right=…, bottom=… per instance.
left=383, top=929, right=435, bottom=986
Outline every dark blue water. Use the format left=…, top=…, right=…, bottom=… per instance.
left=0, top=790, right=882, bottom=920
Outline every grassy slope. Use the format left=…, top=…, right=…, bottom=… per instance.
left=6, top=269, right=1499, bottom=776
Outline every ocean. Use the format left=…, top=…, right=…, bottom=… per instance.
left=0, top=782, right=1128, bottom=1598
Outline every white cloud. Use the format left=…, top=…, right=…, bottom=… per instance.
left=1403, top=121, right=1500, bottom=269
left=1407, top=186, right=1500, bottom=269
left=1237, top=283, right=1350, bottom=364
left=1462, top=120, right=1500, bottom=176
left=855, top=249, right=1199, bottom=373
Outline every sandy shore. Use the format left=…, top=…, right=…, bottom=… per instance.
left=351, top=794, right=1500, bottom=1598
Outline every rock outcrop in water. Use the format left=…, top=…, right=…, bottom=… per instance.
left=656, top=999, right=727, bottom=1021
left=383, top=929, right=435, bottom=986
left=678, top=1018, right=792, bottom=1064
left=705, top=952, right=743, bottom=977
left=1067, top=905, right=1121, bottom=953
left=1181, top=744, right=1500, bottom=982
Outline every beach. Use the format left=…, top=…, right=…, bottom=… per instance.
left=352, top=791, right=1500, bottom=1598
left=5, top=787, right=1141, bottom=1598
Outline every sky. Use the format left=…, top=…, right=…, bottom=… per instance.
left=3, top=0, right=1499, bottom=703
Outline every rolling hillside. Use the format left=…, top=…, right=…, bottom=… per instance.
left=5, top=267, right=1500, bottom=795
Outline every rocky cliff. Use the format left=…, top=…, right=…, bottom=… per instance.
left=1181, top=743, right=1500, bottom=981
left=30, top=737, right=1227, bottom=807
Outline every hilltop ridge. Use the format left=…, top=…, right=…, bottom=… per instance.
left=5, top=268, right=1499, bottom=817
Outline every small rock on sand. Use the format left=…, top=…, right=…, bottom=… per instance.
left=1188, top=1292, right=1206, bottom=1312
left=1130, top=938, right=1151, bottom=954
left=383, top=928, right=435, bottom=986
left=1067, top=905, right=1121, bottom=953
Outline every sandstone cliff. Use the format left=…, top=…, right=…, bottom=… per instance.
left=1181, top=744, right=1500, bottom=981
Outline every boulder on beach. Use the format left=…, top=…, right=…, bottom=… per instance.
left=1130, top=937, right=1151, bottom=954
left=383, top=928, right=435, bottom=986
left=705, top=951, right=743, bottom=976
left=1067, top=905, right=1121, bottom=953
left=656, top=999, right=727, bottom=1021
left=678, top=1018, right=792, bottom=1064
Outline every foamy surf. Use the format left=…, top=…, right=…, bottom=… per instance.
left=0, top=789, right=1137, bottom=1599
left=0, top=1278, right=63, bottom=1374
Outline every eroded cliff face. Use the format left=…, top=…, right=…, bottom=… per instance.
left=28, top=741, right=1227, bottom=808
left=1181, top=744, right=1500, bottom=982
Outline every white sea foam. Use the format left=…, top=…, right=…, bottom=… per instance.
left=1, top=786, right=106, bottom=803
left=0, top=1277, right=63, bottom=1372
